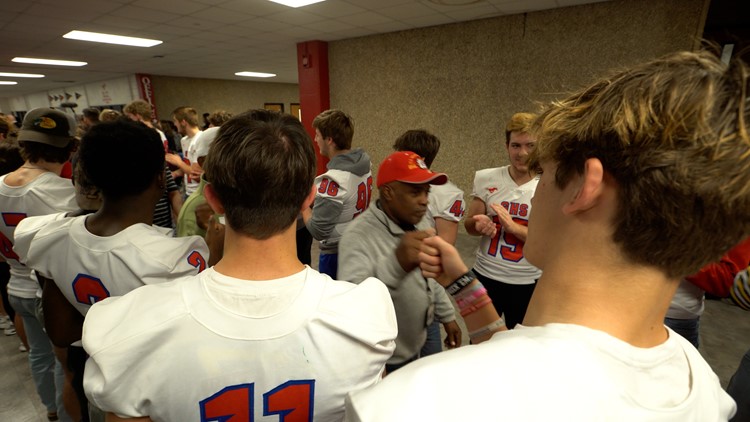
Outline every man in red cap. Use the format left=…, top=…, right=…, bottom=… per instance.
left=339, top=151, right=461, bottom=373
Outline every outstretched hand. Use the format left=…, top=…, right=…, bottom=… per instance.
left=472, top=214, right=497, bottom=238
left=419, top=235, right=469, bottom=287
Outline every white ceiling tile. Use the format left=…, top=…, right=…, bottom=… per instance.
left=0, top=0, right=617, bottom=96
left=192, top=0, right=233, bottom=5
left=198, top=7, right=255, bottom=24
left=303, top=19, right=356, bottom=32
left=302, top=2, right=369, bottom=18
left=399, top=13, right=455, bottom=27
left=235, top=17, right=289, bottom=31
left=365, top=21, right=413, bottom=33
left=220, top=0, right=288, bottom=16
left=211, top=24, right=262, bottom=37
left=83, top=15, right=157, bottom=31
left=377, top=3, right=437, bottom=19
left=110, top=5, right=183, bottom=23
left=338, top=11, right=393, bottom=26
left=168, top=16, right=226, bottom=31
left=344, top=0, right=416, bottom=10
left=556, top=0, right=610, bottom=6
left=267, top=9, right=327, bottom=26
left=444, top=4, right=503, bottom=20
left=131, top=0, right=209, bottom=15
left=324, top=26, right=377, bottom=39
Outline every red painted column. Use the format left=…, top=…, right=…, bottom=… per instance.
left=297, top=40, right=330, bottom=176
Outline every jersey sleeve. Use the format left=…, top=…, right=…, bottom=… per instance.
left=433, top=188, right=465, bottom=223
left=135, top=235, right=210, bottom=284
left=14, top=213, right=69, bottom=276
left=306, top=172, right=349, bottom=240
left=83, top=283, right=188, bottom=417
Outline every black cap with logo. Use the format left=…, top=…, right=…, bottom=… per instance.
left=17, top=108, right=76, bottom=148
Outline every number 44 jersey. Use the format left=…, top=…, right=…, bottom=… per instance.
left=14, top=214, right=209, bottom=316
left=471, top=166, right=541, bottom=285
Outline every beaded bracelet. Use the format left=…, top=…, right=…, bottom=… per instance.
left=469, top=318, right=506, bottom=340
left=459, top=295, right=493, bottom=317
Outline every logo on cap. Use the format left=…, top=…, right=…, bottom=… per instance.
left=35, top=117, right=57, bottom=130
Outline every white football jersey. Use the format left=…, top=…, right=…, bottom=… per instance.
left=15, top=214, right=209, bottom=316
left=182, top=131, right=203, bottom=196
left=0, top=173, right=77, bottom=299
left=426, top=181, right=465, bottom=226
left=471, top=166, right=541, bottom=285
left=83, top=267, right=397, bottom=421
left=312, top=168, right=373, bottom=250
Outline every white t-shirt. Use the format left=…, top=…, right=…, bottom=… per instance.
left=346, top=324, right=735, bottom=421
left=426, top=181, right=465, bottom=226
left=83, top=267, right=397, bottom=421
left=181, top=131, right=203, bottom=196
left=15, top=214, right=209, bottom=316
left=0, top=172, right=77, bottom=299
left=471, top=166, right=541, bottom=284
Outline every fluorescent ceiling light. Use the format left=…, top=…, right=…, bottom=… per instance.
left=63, top=30, right=162, bottom=47
left=12, top=57, right=87, bottom=67
left=268, top=0, right=326, bottom=7
left=235, top=71, right=276, bottom=78
left=0, top=81, right=18, bottom=85
left=0, top=72, right=44, bottom=78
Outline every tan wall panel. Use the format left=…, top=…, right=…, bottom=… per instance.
left=329, top=0, right=708, bottom=201
left=150, top=75, right=299, bottom=121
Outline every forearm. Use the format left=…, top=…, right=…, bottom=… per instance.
left=434, top=218, right=458, bottom=245
left=169, top=191, right=183, bottom=219
left=41, top=275, right=84, bottom=347
left=505, top=223, right=528, bottom=242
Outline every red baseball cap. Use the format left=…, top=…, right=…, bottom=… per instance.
left=377, top=151, right=448, bottom=188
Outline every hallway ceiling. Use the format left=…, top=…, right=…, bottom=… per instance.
left=0, top=0, right=609, bottom=97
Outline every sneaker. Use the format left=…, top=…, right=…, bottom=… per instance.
left=0, top=316, right=11, bottom=329
left=18, top=343, right=26, bottom=352
left=4, top=325, right=15, bottom=336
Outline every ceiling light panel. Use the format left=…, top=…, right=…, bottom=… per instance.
left=268, top=0, right=326, bottom=8
left=0, top=81, right=18, bottom=85
left=63, top=30, right=162, bottom=47
left=0, top=72, right=45, bottom=78
left=235, top=71, right=276, bottom=78
left=12, top=57, right=87, bottom=67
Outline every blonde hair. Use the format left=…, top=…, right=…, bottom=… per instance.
left=531, top=50, right=750, bottom=278
left=505, top=112, right=537, bottom=144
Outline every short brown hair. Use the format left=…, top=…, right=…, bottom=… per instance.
left=124, top=100, right=153, bottom=121
left=19, top=140, right=76, bottom=164
left=204, top=109, right=316, bottom=239
left=208, top=110, right=232, bottom=127
left=172, top=106, right=199, bottom=127
left=312, top=109, right=354, bottom=150
left=530, top=50, right=750, bottom=279
left=393, top=129, right=441, bottom=168
left=99, top=109, right=121, bottom=122
left=505, top=112, right=537, bottom=145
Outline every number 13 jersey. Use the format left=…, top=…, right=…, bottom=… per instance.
left=471, top=166, right=541, bottom=285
